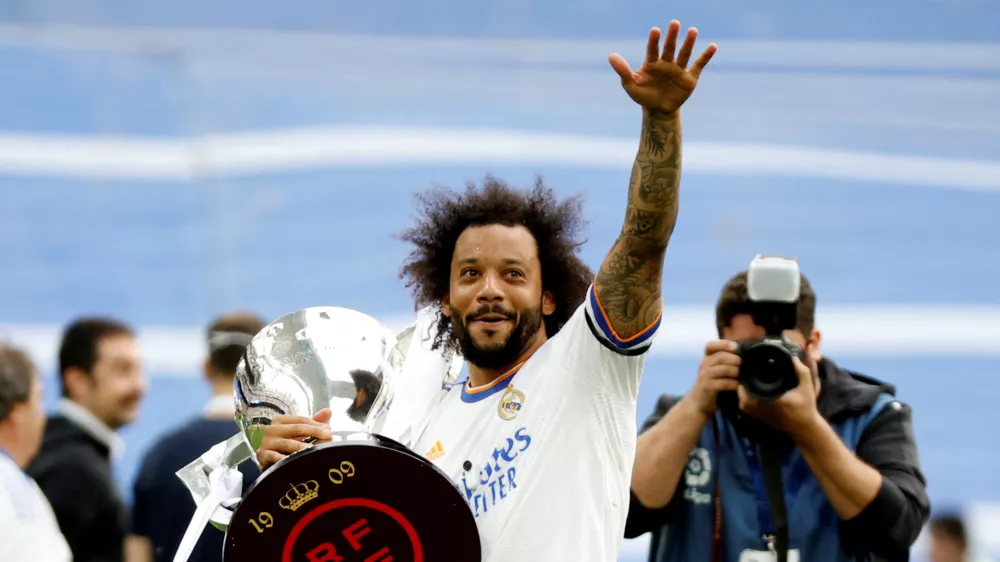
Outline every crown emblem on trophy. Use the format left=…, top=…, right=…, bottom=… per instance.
left=279, top=480, right=320, bottom=512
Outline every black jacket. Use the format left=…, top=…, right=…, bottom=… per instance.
left=27, top=415, right=127, bottom=562
left=625, top=358, right=930, bottom=560
left=132, top=417, right=260, bottom=562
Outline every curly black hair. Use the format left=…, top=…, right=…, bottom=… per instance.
left=396, top=175, right=594, bottom=352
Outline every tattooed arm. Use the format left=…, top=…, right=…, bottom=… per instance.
left=594, top=110, right=680, bottom=338
left=599, top=21, right=716, bottom=339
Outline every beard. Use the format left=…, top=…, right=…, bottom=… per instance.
left=450, top=303, right=543, bottom=371
left=106, top=394, right=143, bottom=430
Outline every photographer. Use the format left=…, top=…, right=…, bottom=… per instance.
left=625, top=257, right=929, bottom=561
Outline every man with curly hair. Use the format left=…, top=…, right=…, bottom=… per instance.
left=256, top=20, right=716, bottom=561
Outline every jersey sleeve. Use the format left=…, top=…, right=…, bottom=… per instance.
left=584, top=283, right=661, bottom=355
left=553, top=283, right=662, bottom=399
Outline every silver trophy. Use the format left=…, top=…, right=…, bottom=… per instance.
left=234, top=306, right=403, bottom=461
left=173, top=306, right=477, bottom=562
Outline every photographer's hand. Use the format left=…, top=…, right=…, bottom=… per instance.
left=738, top=355, right=883, bottom=520
left=684, top=339, right=742, bottom=417
left=738, top=354, right=820, bottom=435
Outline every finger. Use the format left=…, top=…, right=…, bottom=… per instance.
left=675, top=27, right=699, bottom=68
left=660, top=20, right=680, bottom=62
left=702, top=364, right=740, bottom=381
left=806, top=342, right=822, bottom=364
left=737, top=385, right=758, bottom=410
left=709, top=378, right=740, bottom=392
left=257, top=450, right=285, bottom=471
left=267, top=422, right=332, bottom=441
left=645, top=27, right=661, bottom=64
left=703, top=351, right=741, bottom=368
left=793, top=356, right=812, bottom=384
left=271, top=414, right=322, bottom=425
left=260, top=437, right=313, bottom=455
left=801, top=344, right=819, bottom=371
left=608, top=53, right=635, bottom=85
left=689, top=43, right=718, bottom=80
left=313, top=408, right=333, bottom=424
left=704, top=339, right=738, bottom=355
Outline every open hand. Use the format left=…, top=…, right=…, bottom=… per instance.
left=608, top=20, right=717, bottom=114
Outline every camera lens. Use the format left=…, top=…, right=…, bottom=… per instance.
left=739, top=341, right=797, bottom=400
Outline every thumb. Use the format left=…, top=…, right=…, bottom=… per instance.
left=737, top=385, right=750, bottom=411
left=793, top=357, right=811, bottom=384
left=608, top=53, right=635, bottom=85
left=312, top=408, right=333, bottom=424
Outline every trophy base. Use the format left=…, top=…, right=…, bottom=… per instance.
left=225, top=432, right=482, bottom=562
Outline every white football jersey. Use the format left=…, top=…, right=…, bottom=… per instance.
left=0, top=451, right=71, bottom=562
left=412, top=284, right=660, bottom=562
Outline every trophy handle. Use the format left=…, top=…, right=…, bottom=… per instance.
left=375, top=307, right=464, bottom=446
left=174, top=433, right=251, bottom=543
left=393, top=309, right=464, bottom=387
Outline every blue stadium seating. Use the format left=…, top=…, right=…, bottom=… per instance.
left=1, top=1, right=998, bottom=558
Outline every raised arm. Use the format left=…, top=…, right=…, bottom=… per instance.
left=595, top=21, right=716, bottom=339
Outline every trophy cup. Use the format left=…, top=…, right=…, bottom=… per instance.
left=174, top=306, right=481, bottom=562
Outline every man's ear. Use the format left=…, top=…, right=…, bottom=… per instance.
left=542, top=291, right=556, bottom=316
left=441, top=294, right=451, bottom=317
left=807, top=329, right=822, bottom=362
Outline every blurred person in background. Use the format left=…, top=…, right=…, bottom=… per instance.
left=927, top=512, right=986, bottom=562
left=252, top=19, right=716, bottom=562
left=0, top=343, right=71, bottom=562
left=28, top=317, right=147, bottom=562
left=626, top=269, right=930, bottom=561
left=127, top=312, right=265, bottom=562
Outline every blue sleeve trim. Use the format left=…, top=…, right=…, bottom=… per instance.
left=586, top=284, right=661, bottom=352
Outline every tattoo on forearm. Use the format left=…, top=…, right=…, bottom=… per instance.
left=630, top=111, right=682, bottom=240
left=596, top=111, right=682, bottom=338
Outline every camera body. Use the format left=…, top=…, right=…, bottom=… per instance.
left=735, top=255, right=805, bottom=402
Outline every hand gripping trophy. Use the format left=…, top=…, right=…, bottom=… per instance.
left=174, top=306, right=482, bottom=562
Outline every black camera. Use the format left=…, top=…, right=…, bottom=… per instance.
left=736, top=255, right=805, bottom=401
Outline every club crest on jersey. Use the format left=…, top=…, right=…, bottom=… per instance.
left=497, top=384, right=525, bottom=421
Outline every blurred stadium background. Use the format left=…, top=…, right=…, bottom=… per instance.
left=0, top=0, right=999, bottom=560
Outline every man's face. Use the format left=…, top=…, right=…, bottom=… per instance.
left=724, top=313, right=822, bottom=362
left=928, top=530, right=965, bottom=562
left=83, top=334, right=146, bottom=429
left=443, top=224, right=555, bottom=371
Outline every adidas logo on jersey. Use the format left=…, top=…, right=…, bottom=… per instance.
left=425, top=440, right=445, bottom=461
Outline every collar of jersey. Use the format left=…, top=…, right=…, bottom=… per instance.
left=460, top=362, right=524, bottom=403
